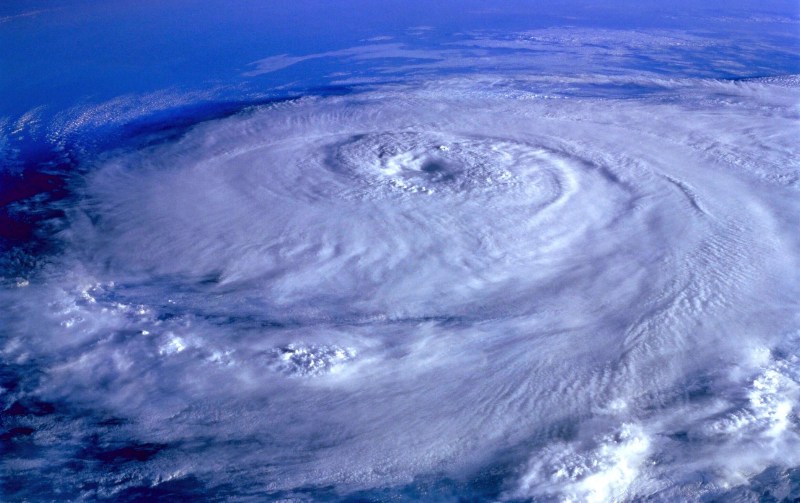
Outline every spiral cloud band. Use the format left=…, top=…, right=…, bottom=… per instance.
left=2, top=72, right=797, bottom=500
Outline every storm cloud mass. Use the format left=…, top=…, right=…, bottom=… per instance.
left=1, top=3, right=799, bottom=502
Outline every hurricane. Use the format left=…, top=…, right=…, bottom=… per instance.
left=2, top=2, right=799, bottom=502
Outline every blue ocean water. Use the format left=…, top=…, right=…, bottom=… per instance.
left=2, top=1, right=800, bottom=501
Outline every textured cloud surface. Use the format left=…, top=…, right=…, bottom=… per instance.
left=2, top=69, right=799, bottom=500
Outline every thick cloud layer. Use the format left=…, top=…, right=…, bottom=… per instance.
left=2, top=73, right=798, bottom=500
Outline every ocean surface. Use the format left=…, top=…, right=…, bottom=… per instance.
left=2, top=1, right=800, bottom=501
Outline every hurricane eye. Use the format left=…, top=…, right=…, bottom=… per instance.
left=420, top=160, right=446, bottom=174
